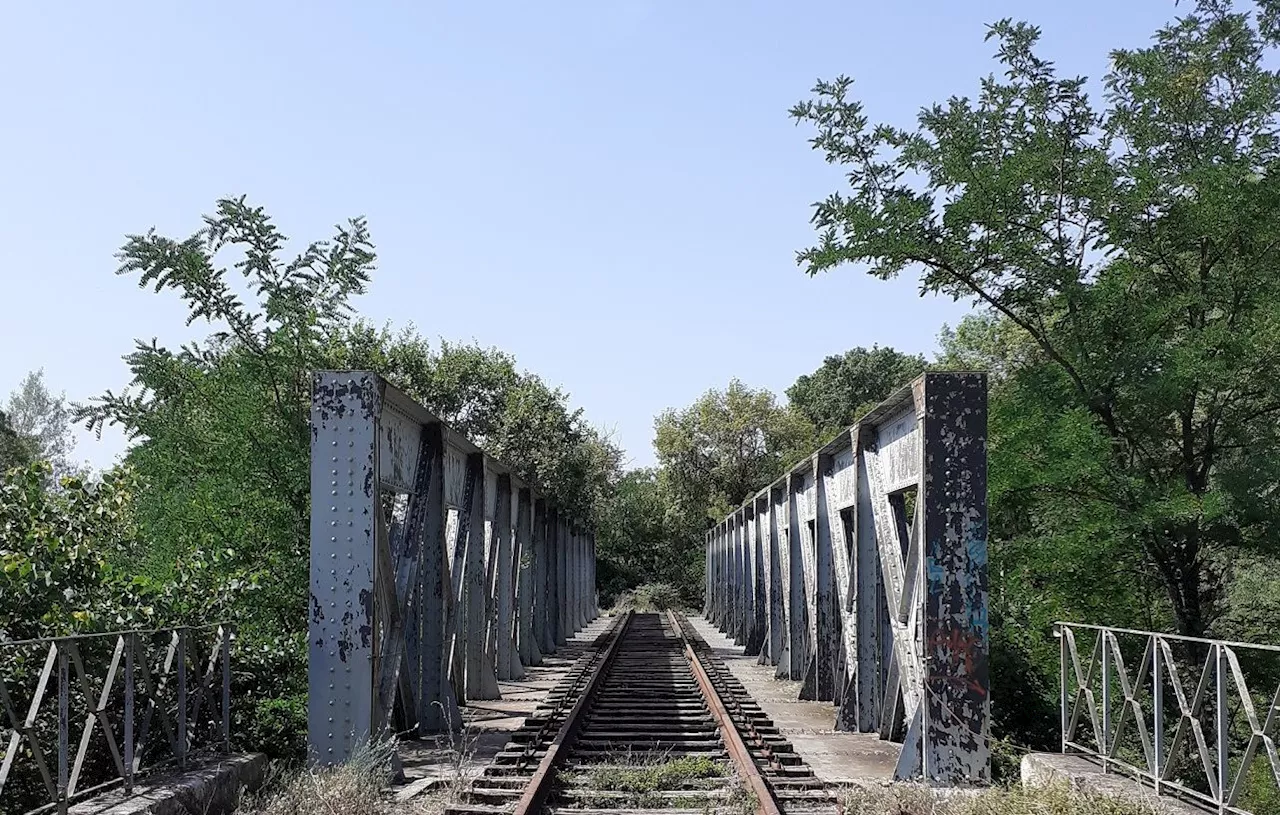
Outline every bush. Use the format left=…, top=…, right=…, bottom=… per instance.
left=241, top=694, right=309, bottom=761
left=610, top=582, right=683, bottom=612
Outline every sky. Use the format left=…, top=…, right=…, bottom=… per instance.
left=0, top=1, right=1179, bottom=471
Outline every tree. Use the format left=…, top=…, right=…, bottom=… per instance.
left=655, top=379, right=814, bottom=523
left=327, top=322, right=624, bottom=527
left=0, top=409, right=32, bottom=472
left=790, top=0, right=1280, bottom=640
left=595, top=468, right=699, bottom=601
left=6, top=370, right=81, bottom=481
left=786, top=345, right=927, bottom=437
left=73, top=198, right=378, bottom=749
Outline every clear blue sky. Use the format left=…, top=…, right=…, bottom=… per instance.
left=0, top=1, right=1176, bottom=471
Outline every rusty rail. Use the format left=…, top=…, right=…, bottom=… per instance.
left=511, top=611, right=633, bottom=815
left=669, top=610, right=782, bottom=815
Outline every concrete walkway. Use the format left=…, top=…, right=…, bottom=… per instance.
left=687, top=614, right=900, bottom=785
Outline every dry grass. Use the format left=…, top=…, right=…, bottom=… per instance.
left=841, top=782, right=1170, bottom=815
left=235, top=738, right=455, bottom=815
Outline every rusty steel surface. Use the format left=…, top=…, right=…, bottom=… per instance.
left=670, top=611, right=781, bottom=815
left=447, top=611, right=837, bottom=815
left=704, top=372, right=991, bottom=785
left=510, top=611, right=632, bottom=815
left=308, top=371, right=600, bottom=766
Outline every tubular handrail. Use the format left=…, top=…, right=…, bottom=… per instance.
left=1055, top=621, right=1280, bottom=815
left=0, top=623, right=235, bottom=815
left=1055, top=620, right=1280, bottom=653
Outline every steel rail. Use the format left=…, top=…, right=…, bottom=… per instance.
left=668, top=610, right=781, bottom=815
left=511, top=610, right=633, bottom=815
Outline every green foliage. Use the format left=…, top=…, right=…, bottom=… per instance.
left=655, top=379, right=814, bottom=522
left=596, top=470, right=699, bottom=602
left=328, top=322, right=623, bottom=527
left=6, top=370, right=82, bottom=484
left=609, top=582, right=684, bottom=613
left=791, top=0, right=1280, bottom=646
left=241, top=694, right=310, bottom=761
left=634, top=379, right=813, bottom=600
left=52, top=197, right=620, bottom=763
left=0, top=462, right=158, bottom=641
left=0, top=408, right=33, bottom=472
left=786, top=345, right=927, bottom=437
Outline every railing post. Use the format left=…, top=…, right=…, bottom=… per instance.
left=57, top=645, right=68, bottom=815
left=124, top=633, right=135, bottom=793
left=1153, top=634, right=1163, bottom=795
left=221, top=626, right=232, bottom=753
left=1058, top=624, right=1067, bottom=753
left=1217, top=643, right=1228, bottom=812
left=1101, top=632, right=1111, bottom=773
left=177, top=629, right=187, bottom=769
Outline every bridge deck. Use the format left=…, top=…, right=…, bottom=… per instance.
left=396, top=617, right=615, bottom=796
left=687, top=615, right=901, bottom=785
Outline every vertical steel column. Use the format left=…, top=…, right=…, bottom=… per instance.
left=578, top=529, right=586, bottom=626
left=734, top=510, right=746, bottom=645
left=221, top=626, right=231, bottom=752
left=806, top=455, right=836, bottom=702
left=749, top=505, right=767, bottom=655
left=765, top=490, right=784, bottom=668
left=705, top=530, right=714, bottom=623
left=571, top=528, right=583, bottom=632
left=57, top=646, right=68, bottom=815
left=773, top=486, right=793, bottom=679
left=517, top=489, right=542, bottom=667
left=463, top=454, right=499, bottom=700
left=919, top=373, right=989, bottom=783
left=124, top=635, right=135, bottom=793
left=551, top=509, right=565, bottom=646
left=176, top=630, right=187, bottom=768
left=853, top=438, right=881, bottom=731
left=757, top=495, right=776, bottom=666
left=494, top=475, right=518, bottom=681
left=535, top=500, right=556, bottom=654
left=786, top=474, right=809, bottom=681
left=309, top=373, right=380, bottom=765
left=711, top=526, right=722, bottom=628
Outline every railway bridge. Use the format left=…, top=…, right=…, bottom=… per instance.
left=5, top=370, right=1278, bottom=815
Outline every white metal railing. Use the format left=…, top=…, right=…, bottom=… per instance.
left=1057, top=621, right=1280, bottom=815
left=0, top=624, right=234, bottom=815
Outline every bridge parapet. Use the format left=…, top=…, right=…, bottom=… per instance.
left=1056, top=621, right=1280, bottom=814
left=0, top=624, right=234, bottom=815
left=308, top=371, right=596, bottom=765
left=705, top=372, right=989, bottom=784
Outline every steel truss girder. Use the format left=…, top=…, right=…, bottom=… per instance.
left=308, top=371, right=598, bottom=765
left=705, top=372, right=989, bottom=785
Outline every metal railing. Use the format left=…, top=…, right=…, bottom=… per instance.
left=0, top=624, right=234, bottom=815
left=1057, top=621, right=1280, bottom=815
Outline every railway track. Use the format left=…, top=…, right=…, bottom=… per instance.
left=446, top=611, right=837, bottom=815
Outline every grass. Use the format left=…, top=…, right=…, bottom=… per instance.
left=563, top=754, right=731, bottom=811
left=237, top=739, right=398, bottom=815
left=235, top=737, right=457, bottom=815
left=572, top=754, right=728, bottom=792
left=841, top=782, right=1171, bottom=815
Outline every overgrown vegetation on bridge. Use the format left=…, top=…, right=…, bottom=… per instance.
left=3, top=2, right=1280, bottom=805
